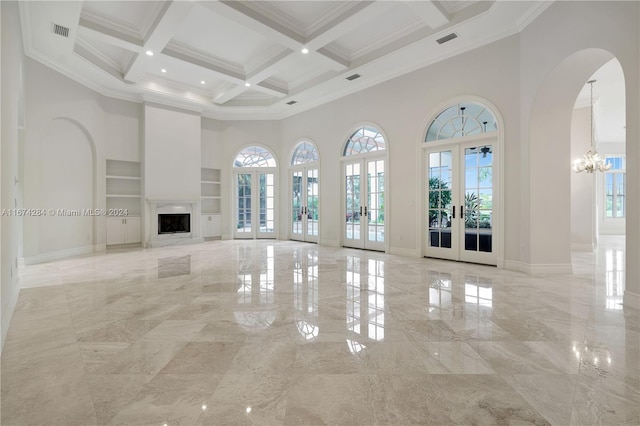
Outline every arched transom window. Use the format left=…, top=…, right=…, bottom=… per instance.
left=291, top=141, right=319, bottom=165
left=343, top=126, right=386, bottom=156
left=426, top=102, right=497, bottom=142
left=234, top=146, right=276, bottom=167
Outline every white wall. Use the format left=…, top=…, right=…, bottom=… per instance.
left=1, top=1, right=25, bottom=348
left=143, top=104, right=201, bottom=201
left=103, top=98, right=142, bottom=162
left=201, top=118, right=223, bottom=170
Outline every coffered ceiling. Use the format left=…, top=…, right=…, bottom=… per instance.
left=19, top=1, right=551, bottom=120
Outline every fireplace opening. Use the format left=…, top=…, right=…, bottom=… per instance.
left=158, top=213, right=191, bottom=234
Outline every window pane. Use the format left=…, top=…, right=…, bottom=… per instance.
left=234, top=146, right=276, bottom=167
left=425, top=102, right=497, bottom=142
left=344, top=126, right=386, bottom=156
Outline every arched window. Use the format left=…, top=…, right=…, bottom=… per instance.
left=426, top=102, right=497, bottom=142
left=291, top=141, right=319, bottom=165
left=234, top=146, right=277, bottom=167
left=343, top=126, right=386, bottom=156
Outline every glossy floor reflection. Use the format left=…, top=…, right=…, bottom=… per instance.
left=2, top=237, right=638, bottom=425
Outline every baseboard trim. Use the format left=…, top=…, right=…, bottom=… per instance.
left=388, top=247, right=420, bottom=258
left=24, top=244, right=103, bottom=265
left=623, top=290, right=640, bottom=311
left=319, top=239, right=339, bottom=248
left=504, top=260, right=572, bottom=275
left=1, top=280, right=20, bottom=351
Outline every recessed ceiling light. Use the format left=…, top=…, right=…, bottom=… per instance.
left=145, top=50, right=154, bottom=56
left=301, top=47, right=309, bottom=54
left=161, top=68, right=166, bottom=73
left=244, top=82, right=251, bottom=87
left=200, top=80, right=205, bottom=85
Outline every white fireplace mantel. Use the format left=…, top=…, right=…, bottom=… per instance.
left=145, top=199, right=203, bottom=248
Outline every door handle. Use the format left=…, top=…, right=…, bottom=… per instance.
left=360, top=206, right=363, bottom=215
left=452, top=206, right=455, bottom=219
left=364, top=206, right=368, bottom=216
left=460, top=206, right=464, bottom=219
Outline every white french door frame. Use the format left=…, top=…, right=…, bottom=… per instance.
left=290, top=165, right=320, bottom=243
left=233, top=168, right=278, bottom=239
left=341, top=152, right=388, bottom=252
left=421, top=132, right=503, bottom=267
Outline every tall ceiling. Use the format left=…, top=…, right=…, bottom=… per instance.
left=20, top=1, right=551, bottom=120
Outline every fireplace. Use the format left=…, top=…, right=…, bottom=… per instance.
left=158, top=213, right=190, bottom=234
left=145, top=199, right=203, bottom=248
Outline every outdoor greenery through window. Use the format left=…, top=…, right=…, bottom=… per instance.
left=605, top=156, right=625, bottom=218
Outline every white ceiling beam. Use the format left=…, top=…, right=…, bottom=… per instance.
left=405, top=1, right=451, bottom=29
left=124, top=1, right=195, bottom=82
left=213, top=78, right=288, bottom=105
left=213, top=85, right=248, bottom=105
left=74, top=43, right=124, bottom=81
left=305, top=1, right=394, bottom=49
left=78, top=18, right=144, bottom=53
left=162, top=46, right=245, bottom=84
left=246, top=48, right=294, bottom=83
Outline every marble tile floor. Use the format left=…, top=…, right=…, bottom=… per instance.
left=1, top=237, right=638, bottom=425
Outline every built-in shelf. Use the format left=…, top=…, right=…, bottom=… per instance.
left=201, top=168, right=221, bottom=216
left=106, top=175, right=141, bottom=180
left=106, top=160, right=142, bottom=237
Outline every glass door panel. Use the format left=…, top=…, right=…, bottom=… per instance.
left=236, top=173, right=252, bottom=237
left=345, top=162, right=362, bottom=247
left=367, top=160, right=385, bottom=245
left=292, top=171, right=303, bottom=238
left=258, top=172, right=275, bottom=237
left=306, top=168, right=319, bottom=240
left=461, top=145, right=493, bottom=260
left=291, top=171, right=303, bottom=240
left=425, top=150, right=457, bottom=260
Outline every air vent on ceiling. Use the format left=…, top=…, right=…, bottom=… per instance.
left=52, top=23, right=70, bottom=38
left=436, top=33, right=458, bottom=45
left=286, top=100, right=297, bottom=105
left=346, top=73, right=361, bottom=81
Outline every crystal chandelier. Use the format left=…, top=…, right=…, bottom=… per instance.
left=572, top=80, right=611, bottom=173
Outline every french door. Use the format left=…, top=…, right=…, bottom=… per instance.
left=343, top=157, right=385, bottom=251
left=424, top=138, right=497, bottom=265
left=291, top=168, right=319, bottom=243
left=234, top=170, right=276, bottom=239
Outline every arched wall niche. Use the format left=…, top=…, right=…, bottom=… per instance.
left=24, top=117, right=97, bottom=260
